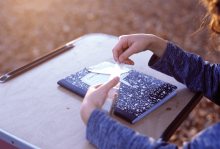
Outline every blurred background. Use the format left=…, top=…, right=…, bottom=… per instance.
left=0, top=0, right=219, bottom=146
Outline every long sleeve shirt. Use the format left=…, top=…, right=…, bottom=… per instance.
left=86, top=42, right=220, bottom=149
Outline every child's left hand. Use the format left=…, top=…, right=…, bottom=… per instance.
left=80, top=77, right=119, bottom=125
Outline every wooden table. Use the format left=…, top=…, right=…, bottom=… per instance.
left=0, top=33, right=203, bottom=148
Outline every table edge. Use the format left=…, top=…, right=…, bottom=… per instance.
left=158, top=92, right=203, bottom=142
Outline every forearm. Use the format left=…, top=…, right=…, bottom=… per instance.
left=86, top=109, right=220, bottom=149
left=149, top=42, right=220, bottom=105
left=86, top=109, right=177, bottom=149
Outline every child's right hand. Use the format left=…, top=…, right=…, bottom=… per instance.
left=112, top=34, right=168, bottom=65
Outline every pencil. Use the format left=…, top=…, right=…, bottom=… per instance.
left=0, top=42, right=74, bottom=83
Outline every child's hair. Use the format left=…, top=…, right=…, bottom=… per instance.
left=203, top=0, right=220, bottom=35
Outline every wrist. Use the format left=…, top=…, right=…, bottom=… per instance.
left=148, top=35, right=167, bottom=58
left=80, top=103, right=96, bottom=125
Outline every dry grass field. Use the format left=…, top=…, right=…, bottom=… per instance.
left=0, top=0, right=220, bottom=146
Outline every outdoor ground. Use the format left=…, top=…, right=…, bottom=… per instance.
left=0, top=0, right=220, bottom=146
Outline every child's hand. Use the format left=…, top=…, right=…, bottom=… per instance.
left=80, top=77, right=120, bottom=125
left=112, top=34, right=167, bottom=65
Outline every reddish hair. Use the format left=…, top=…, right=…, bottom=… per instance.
left=203, top=0, right=220, bottom=35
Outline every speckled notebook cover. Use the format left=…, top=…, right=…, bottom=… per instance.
left=57, top=62, right=177, bottom=123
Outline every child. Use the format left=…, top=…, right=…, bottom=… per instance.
left=80, top=0, right=220, bottom=148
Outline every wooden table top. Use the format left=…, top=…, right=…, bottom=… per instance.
left=0, top=33, right=200, bottom=149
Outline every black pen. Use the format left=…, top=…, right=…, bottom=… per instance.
left=0, top=40, right=75, bottom=83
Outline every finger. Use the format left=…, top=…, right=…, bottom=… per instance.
left=112, top=43, right=124, bottom=62
left=125, top=59, right=134, bottom=65
left=99, top=77, right=120, bottom=93
left=119, top=42, right=138, bottom=63
left=112, top=36, right=129, bottom=62
left=87, top=86, right=96, bottom=92
left=92, top=84, right=103, bottom=89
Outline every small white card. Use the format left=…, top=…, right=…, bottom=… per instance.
left=81, top=73, right=109, bottom=86
left=81, top=72, right=130, bottom=86
left=81, top=62, right=132, bottom=86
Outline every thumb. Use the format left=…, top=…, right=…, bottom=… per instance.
left=99, top=77, right=120, bottom=93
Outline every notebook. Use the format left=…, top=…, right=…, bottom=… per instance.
left=57, top=62, right=177, bottom=123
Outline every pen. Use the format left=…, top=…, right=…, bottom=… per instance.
left=0, top=41, right=75, bottom=83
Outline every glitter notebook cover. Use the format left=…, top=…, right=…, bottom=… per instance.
left=57, top=62, right=177, bottom=123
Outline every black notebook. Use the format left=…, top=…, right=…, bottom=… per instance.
left=57, top=62, right=177, bottom=123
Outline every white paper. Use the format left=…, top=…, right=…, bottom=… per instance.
left=108, top=62, right=124, bottom=81
left=81, top=73, right=110, bottom=86
left=81, top=72, right=131, bottom=86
